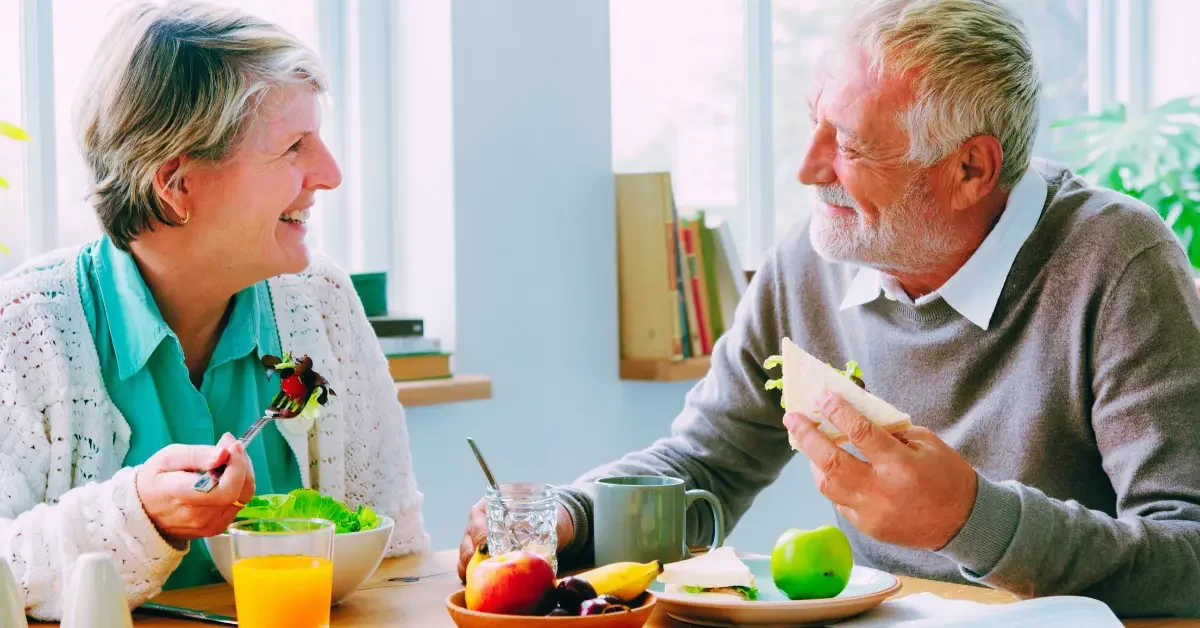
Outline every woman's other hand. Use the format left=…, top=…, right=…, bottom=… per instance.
left=134, top=433, right=256, bottom=546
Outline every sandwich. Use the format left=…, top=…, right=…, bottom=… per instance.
left=764, top=337, right=912, bottom=446
left=656, top=547, right=759, bottom=601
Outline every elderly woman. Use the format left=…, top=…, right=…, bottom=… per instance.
left=0, top=1, right=428, bottom=619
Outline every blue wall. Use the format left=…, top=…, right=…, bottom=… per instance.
left=404, top=0, right=834, bottom=558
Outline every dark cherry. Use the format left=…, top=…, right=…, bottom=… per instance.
left=553, top=576, right=598, bottom=612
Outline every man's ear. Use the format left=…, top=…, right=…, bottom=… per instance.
left=151, top=156, right=190, bottom=221
left=945, top=135, right=1003, bottom=212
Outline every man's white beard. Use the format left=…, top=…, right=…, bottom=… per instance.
left=808, top=174, right=961, bottom=274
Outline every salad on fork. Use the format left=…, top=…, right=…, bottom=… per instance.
left=192, top=352, right=336, bottom=492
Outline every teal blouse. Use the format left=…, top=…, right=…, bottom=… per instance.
left=76, top=236, right=303, bottom=590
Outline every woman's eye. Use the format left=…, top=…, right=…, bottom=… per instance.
left=286, top=140, right=302, bottom=154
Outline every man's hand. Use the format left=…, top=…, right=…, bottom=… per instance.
left=784, top=390, right=977, bottom=551
left=456, top=498, right=576, bottom=583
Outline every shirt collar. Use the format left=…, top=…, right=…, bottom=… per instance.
left=93, top=236, right=276, bottom=380
left=839, top=167, right=1049, bottom=330
left=94, top=236, right=173, bottom=380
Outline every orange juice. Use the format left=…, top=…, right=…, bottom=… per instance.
left=232, top=555, right=333, bottom=628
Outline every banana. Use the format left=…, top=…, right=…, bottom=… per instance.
left=575, top=560, right=662, bottom=602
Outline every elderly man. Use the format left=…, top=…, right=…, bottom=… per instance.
left=459, top=0, right=1200, bottom=616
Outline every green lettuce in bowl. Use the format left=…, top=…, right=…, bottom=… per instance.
left=234, top=488, right=381, bottom=534
left=208, top=488, right=394, bottom=603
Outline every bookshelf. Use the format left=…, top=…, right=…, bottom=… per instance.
left=396, top=375, right=493, bottom=407
left=616, top=172, right=754, bottom=383
left=620, top=357, right=711, bottom=382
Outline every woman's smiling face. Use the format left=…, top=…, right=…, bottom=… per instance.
left=179, top=83, right=342, bottom=278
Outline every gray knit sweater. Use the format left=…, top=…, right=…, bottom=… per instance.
left=559, top=162, right=1200, bottom=617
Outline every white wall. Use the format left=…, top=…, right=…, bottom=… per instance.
left=403, top=0, right=834, bottom=557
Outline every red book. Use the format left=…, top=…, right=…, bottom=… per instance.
left=681, top=227, right=711, bottom=355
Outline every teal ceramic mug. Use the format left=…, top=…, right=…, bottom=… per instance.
left=592, top=475, right=725, bottom=565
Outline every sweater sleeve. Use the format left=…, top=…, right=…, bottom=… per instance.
left=317, top=262, right=431, bottom=558
left=557, top=256, right=794, bottom=567
left=0, top=460, right=184, bottom=621
left=938, top=241, right=1200, bottom=618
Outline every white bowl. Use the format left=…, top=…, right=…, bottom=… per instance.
left=204, top=516, right=394, bottom=604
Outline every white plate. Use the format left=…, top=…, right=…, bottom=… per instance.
left=648, top=557, right=901, bottom=627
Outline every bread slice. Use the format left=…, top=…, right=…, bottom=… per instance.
left=781, top=337, right=912, bottom=446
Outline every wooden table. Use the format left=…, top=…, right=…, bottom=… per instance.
left=33, top=550, right=1196, bottom=627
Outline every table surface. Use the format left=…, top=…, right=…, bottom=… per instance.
left=32, top=549, right=1197, bottom=627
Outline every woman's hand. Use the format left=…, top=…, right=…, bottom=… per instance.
left=134, top=433, right=256, bottom=546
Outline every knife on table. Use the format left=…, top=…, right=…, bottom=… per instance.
left=136, top=602, right=238, bottom=625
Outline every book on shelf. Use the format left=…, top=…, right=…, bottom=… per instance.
left=615, top=172, right=685, bottom=360
left=368, top=315, right=424, bottom=337
left=379, top=335, right=442, bottom=356
left=614, top=171, right=750, bottom=363
left=387, top=353, right=452, bottom=382
left=708, top=216, right=748, bottom=339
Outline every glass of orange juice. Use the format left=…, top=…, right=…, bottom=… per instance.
left=229, top=518, right=334, bottom=628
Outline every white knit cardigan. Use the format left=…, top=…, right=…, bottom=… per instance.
left=0, top=247, right=430, bottom=620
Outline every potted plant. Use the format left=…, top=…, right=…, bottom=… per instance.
left=1051, top=96, right=1200, bottom=271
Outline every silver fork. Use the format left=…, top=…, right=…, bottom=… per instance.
left=192, top=400, right=288, bottom=493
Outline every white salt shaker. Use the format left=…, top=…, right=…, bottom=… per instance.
left=0, top=558, right=28, bottom=628
left=61, top=553, right=132, bottom=628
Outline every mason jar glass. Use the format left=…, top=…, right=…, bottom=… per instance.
left=485, top=483, right=558, bottom=573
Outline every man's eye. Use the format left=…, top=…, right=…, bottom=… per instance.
left=838, top=144, right=860, bottom=158
left=286, top=140, right=302, bottom=153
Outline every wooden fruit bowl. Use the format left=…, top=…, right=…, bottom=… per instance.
left=445, top=591, right=657, bottom=628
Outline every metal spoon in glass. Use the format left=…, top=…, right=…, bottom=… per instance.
left=466, top=437, right=519, bottom=549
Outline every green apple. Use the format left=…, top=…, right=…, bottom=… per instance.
left=770, top=525, right=854, bottom=600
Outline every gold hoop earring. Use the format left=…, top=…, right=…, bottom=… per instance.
left=178, top=209, right=190, bottom=225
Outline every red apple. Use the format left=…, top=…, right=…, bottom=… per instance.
left=464, top=550, right=555, bottom=615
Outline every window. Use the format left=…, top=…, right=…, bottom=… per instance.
left=51, top=0, right=320, bottom=250
left=0, top=0, right=26, bottom=273
left=4, top=0, right=428, bottom=336
left=771, top=0, right=852, bottom=245
left=609, top=0, right=749, bottom=255
left=613, top=0, right=1107, bottom=267
left=1152, top=0, right=1200, bottom=106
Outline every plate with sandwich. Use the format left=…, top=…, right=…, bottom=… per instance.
left=649, top=547, right=900, bottom=627
left=766, top=337, right=912, bottom=446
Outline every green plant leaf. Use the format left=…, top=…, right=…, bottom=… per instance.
left=1051, top=94, right=1200, bottom=267
left=0, top=122, right=29, bottom=142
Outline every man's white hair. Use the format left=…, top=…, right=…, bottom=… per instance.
left=845, top=0, right=1041, bottom=187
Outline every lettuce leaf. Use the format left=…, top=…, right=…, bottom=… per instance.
left=681, top=585, right=759, bottom=600
left=731, top=585, right=759, bottom=601
left=762, top=353, right=865, bottom=409
left=763, top=355, right=786, bottom=408
left=233, top=488, right=382, bottom=534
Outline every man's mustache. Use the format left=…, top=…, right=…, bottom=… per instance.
left=814, top=184, right=860, bottom=210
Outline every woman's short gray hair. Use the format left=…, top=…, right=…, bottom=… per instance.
left=845, top=0, right=1041, bottom=187
left=77, top=0, right=328, bottom=250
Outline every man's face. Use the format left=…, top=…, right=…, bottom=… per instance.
left=799, top=45, right=961, bottom=273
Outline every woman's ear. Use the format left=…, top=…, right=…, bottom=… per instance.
left=152, top=156, right=190, bottom=221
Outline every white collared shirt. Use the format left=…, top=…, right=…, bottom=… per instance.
left=838, top=167, right=1049, bottom=330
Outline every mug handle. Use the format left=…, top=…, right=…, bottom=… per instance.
left=683, top=489, right=725, bottom=558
